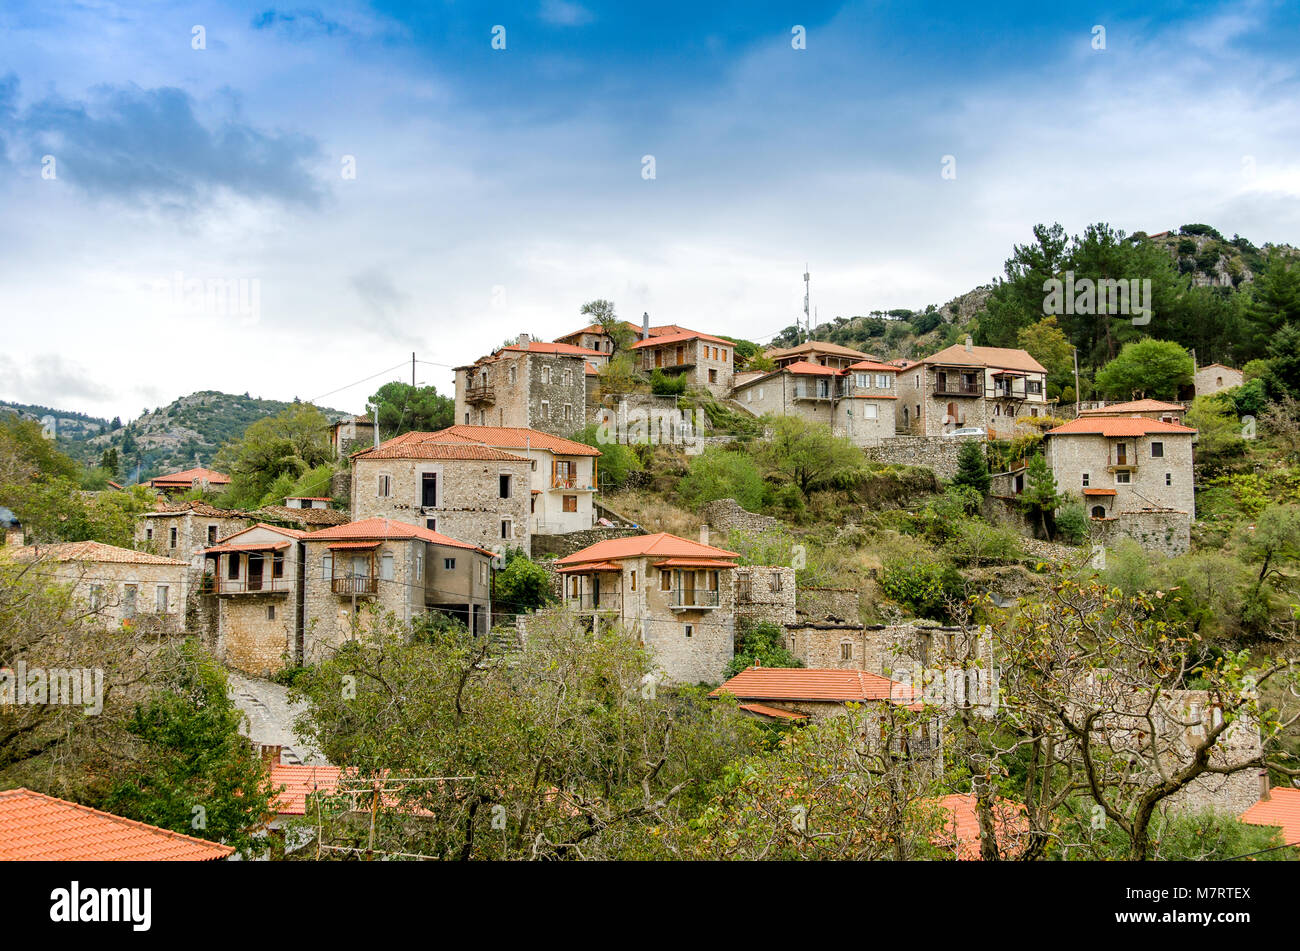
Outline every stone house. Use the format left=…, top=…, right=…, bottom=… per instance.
left=146, top=466, right=232, bottom=497
left=630, top=328, right=735, bottom=397
left=5, top=540, right=189, bottom=631
left=1194, top=362, right=1244, bottom=397
left=731, top=359, right=898, bottom=444
left=349, top=433, right=533, bottom=556
left=554, top=532, right=744, bottom=684
left=765, top=340, right=878, bottom=371
left=1044, top=416, right=1197, bottom=523
left=894, top=339, right=1050, bottom=437
left=553, top=314, right=685, bottom=355
left=201, top=523, right=309, bottom=675
left=415, top=425, right=602, bottom=537
left=1077, top=399, right=1186, bottom=424
left=135, top=500, right=254, bottom=570
left=300, top=518, right=496, bottom=663
left=454, top=335, right=608, bottom=436
left=330, top=414, right=377, bottom=459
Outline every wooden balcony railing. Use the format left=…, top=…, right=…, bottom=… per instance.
left=332, top=576, right=378, bottom=596
left=465, top=384, right=495, bottom=404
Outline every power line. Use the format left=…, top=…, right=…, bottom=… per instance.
left=307, top=361, right=410, bottom=405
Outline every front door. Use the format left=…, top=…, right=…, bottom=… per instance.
left=248, top=553, right=264, bottom=591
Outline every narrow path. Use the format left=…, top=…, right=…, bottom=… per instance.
left=227, top=670, right=328, bottom=766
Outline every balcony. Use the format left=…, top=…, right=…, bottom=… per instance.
left=551, top=476, right=595, bottom=491
left=570, top=592, right=621, bottom=612
left=215, top=577, right=292, bottom=595
left=670, top=589, right=721, bottom=611
left=934, top=382, right=982, bottom=397
left=792, top=388, right=833, bottom=402
left=465, top=383, right=495, bottom=404
left=332, top=576, right=378, bottom=596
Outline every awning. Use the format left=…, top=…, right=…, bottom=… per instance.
left=653, top=558, right=738, bottom=569
left=202, top=541, right=290, bottom=555
left=555, top=561, right=623, bottom=574
left=1082, top=489, right=1118, bottom=497
left=737, top=703, right=808, bottom=721
left=991, top=369, right=1027, bottom=377
left=327, top=541, right=381, bottom=550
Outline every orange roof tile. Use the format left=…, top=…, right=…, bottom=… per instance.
left=921, top=344, right=1047, bottom=374
left=148, top=466, right=231, bottom=486
left=555, top=560, right=624, bottom=573
left=931, top=793, right=1029, bottom=860
left=845, top=360, right=900, bottom=373
left=556, top=532, right=738, bottom=566
left=767, top=341, right=876, bottom=361
left=1240, top=787, right=1300, bottom=846
left=304, top=518, right=493, bottom=555
left=421, top=425, right=601, bottom=456
left=1048, top=417, right=1197, bottom=437
left=630, top=329, right=733, bottom=349
left=780, top=360, right=842, bottom=376
left=1078, top=399, right=1185, bottom=416
left=710, top=667, right=918, bottom=704
left=1082, top=488, right=1117, bottom=497
left=499, top=340, right=605, bottom=356
left=202, top=540, right=290, bottom=555
left=737, top=702, right=809, bottom=720
left=352, top=437, right=529, bottom=462
left=6, top=541, right=189, bottom=567
left=0, top=788, right=234, bottom=860
left=652, top=558, right=738, bottom=568
left=269, top=764, right=342, bottom=816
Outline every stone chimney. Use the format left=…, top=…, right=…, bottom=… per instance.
left=1260, top=770, right=1272, bottom=801
left=642, top=312, right=650, bottom=341
left=5, top=529, right=23, bottom=547
left=699, top=524, right=710, bottom=546
left=260, top=744, right=283, bottom=768
left=518, top=332, right=530, bottom=349
left=964, top=334, right=973, bottom=352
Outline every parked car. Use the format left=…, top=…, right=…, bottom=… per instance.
left=944, top=427, right=986, bottom=438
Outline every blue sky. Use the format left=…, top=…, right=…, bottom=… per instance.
left=2, top=0, right=1299, bottom=418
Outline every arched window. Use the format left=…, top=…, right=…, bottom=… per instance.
left=1091, top=505, right=1107, bottom=519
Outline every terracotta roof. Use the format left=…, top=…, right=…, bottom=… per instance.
left=1078, top=399, right=1185, bottom=416
left=269, top=764, right=342, bottom=816
left=780, top=360, right=842, bottom=376
left=203, top=540, right=290, bottom=555
left=1048, top=417, right=1197, bottom=437
left=630, top=329, right=733, bottom=349
left=256, top=505, right=351, bottom=527
left=148, top=467, right=231, bottom=486
left=1199, top=363, right=1241, bottom=372
left=1240, top=787, right=1300, bottom=846
left=555, top=560, right=623, bottom=573
left=1082, top=488, right=1118, bottom=497
left=0, top=788, right=234, bottom=861
left=499, top=340, right=605, bottom=357
left=921, top=344, right=1047, bottom=374
left=146, top=500, right=251, bottom=518
left=652, top=558, right=738, bottom=568
left=845, top=360, right=900, bottom=373
left=352, top=435, right=529, bottom=462
left=767, top=341, right=876, bottom=361
left=6, top=540, right=188, bottom=567
left=931, top=793, right=1029, bottom=860
left=737, top=702, right=808, bottom=720
left=209, top=522, right=310, bottom=545
left=325, top=540, right=381, bottom=550
left=422, top=425, right=601, bottom=457
left=710, top=667, right=918, bottom=704
left=556, top=532, right=737, bottom=566
left=304, top=517, right=493, bottom=555
left=586, top=361, right=599, bottom=376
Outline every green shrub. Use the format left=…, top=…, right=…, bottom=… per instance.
left=650, top=369, right=687, bottom=396
left=678, top=447, right=765, bottom=511
left=879, top=558, right=965, bottom=621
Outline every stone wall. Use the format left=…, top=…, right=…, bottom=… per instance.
left=860, top=435, right=971, bottom=481
left=702, top=498, right=781, bottom=536
left=531, top=526, right=645, bottom=559
left=796, top=586, right=860, bottom=623
left=1092, top=510, right=1192, bottom=556
left=735, top=566, right=797, bottom=628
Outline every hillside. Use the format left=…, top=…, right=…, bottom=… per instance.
left=3, top=391, right=347, bottom=483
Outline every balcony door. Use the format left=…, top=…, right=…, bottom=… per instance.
left=680, top=569, right=695, bottom=604
left=248, top=553, right=264, bottom=592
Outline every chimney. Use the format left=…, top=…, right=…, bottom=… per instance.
left=642, top=312, right=650, bottom=341
left=1260, top=770, right=1272, bottom=801
left=260, top=744, right=283, bottom=768
left=518, top=332, right=530, bottom=349
left=964, top=334, right=973, bottom=353
left=699, top=524, right=710, bottom=546
left=5, top=529, right=23, bottom=547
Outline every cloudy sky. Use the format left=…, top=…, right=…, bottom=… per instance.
left=1, top=0, right=1298, bottom=420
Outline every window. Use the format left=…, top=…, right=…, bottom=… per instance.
left=563, top=495, right=577, bottom=512
left=145, top=527, right=153, bottom=542
left=155, top=585, right=169, bottom=612
left=862, top=404, right=878, bottom=419
left=840, top=641, right=853, bottom=661
left=123, top=585, right=138, bottom=618
left=1027, top=380, right=1043, bottom=395
left=540, top=400, right=550, bottom=418
left=207, top=525, right=217, bottom=545
left=570, top=576, right=580, bottom=598
left=444, top=558, right=456, bottom=571
left=855, top=372, right=867, bottom=388
left=876, top=374, right=891, bottom=388
left=1116, top=471, right=1132, bottom=484
left=684, top=624, right=693, bottom=638
left=1150, top=441, right=1164, bottom=458
left=1165, top=472, right=1172, bottom=486
left=562, top=369, right=572, bottom=385
left=415, top=551, right=423, bottom=580
left=267, top=605, right=276, bottom=621
left=421, top=472, right=437, bottom=507
left=563, top=403, right=572, bottom=421
left=380, top=553, right=394, bottom=581
left=89, top=585, right=103, bottom=611
left=169, top=526, right=178, bottom=549
left=660, top=570, right=672, bottom=591
left=770, top=573, right=783, bottom=593
left=501, top=520, right=512, bottom=539
left=541, top=366, right=551, bottom=384
left=272, top=552, right=284, bottom=578
left=708, top=368, right=717, bottom=383
left=425, top=518, right=437, bottom=531
left=509, top=365, right=517, bottom=384
left=228, top=556, right=240, bottom=580
left=499, top=474, right=512, bottom=499
left=630, top=570, right=637, bottom=591
left=1091, top=505, right=1107, bottom=518
left=322, top=553, right=333, bottom=579
left=722, top=350, right=728, bottom=362
left=1082, top=473, right=1090, bottom=487
left=377, top=474, right=392, bottom=498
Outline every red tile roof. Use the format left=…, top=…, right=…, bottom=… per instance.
left=304, top=518, right=493, bottom=555
left=780, top=360, right=842, bottom=376
left=0, top=788, right=234, bottom=861
left=1240, top=787, right=1300, bottom=846
left=148, top=466, right=231, bottom=487
left=555, top=560, right=624, bottom=573
left=845, top=360, right=900, bottom=373
left=921, top=344, right=1047, bottom=374
left=1048, top=417, right=1197, bottom=437
left=422, top=425, right=601, bottom=456
left=269, top=764, right=342, bottom=816
left=1078, top=399, right=1185, bottom=416
left=931, top=793, right=1029, bottom=860
left=710, top=667, right=918, bottom=704
left=737, top=702, right=808, bottom=720
left=1082, top=488, right=1117, bottom=497
left=630, top=329, right=733, bottom=349
left=352, top=433, right=529, bottom=462
left=499, top=340, right=605, bottom=356
left=7, top=540, right=189, bottom=567
left=556, top=532, right=738, bottom=566
left=767, top=341, right=876, bottom=361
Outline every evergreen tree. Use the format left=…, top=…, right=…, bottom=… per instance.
left=1019, top=454, right=1061, bottom=540
left=951, top=439, right=991, bottom=497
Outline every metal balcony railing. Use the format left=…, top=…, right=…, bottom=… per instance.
left=551, top=476, right=594, bottom=490
left=671, top=589, right=720, bottom=609
left=216, top=577, right=292, bottom=595
left=935, top=382, right=982, bottom=397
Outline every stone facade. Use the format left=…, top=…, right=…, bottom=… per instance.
left=734, top=565, right=797, bottom=628
left=455, top=338, right=608, bottom=438
left=531, top=526, right=645, bottom=559
left=894, top=342, right=1050, bottom=438
left=730, top=363, right=898, bottom=446
left=1194, top=363, right=1244, bottom=397
left=796, top=586, right=860, bottom=623
left=330, top=415, right=377, bottom=459
left=701, top=498, right=782, bottom=536
left=632, top=333, right=735, bottom=397
left=350, top=448, right=532, bottom=556
left=1090, top=509, right=1192, bottom=557
left=860, top=435, right=973, bottom=480
left=136, top=502, right=254, bottom=570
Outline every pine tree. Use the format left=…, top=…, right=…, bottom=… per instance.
left=951, top=439, right=991, bottom=496
left=1019, top=454, right=1061, bottom=540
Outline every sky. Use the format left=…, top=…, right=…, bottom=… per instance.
left=1, top=0, right=1299, bottom=420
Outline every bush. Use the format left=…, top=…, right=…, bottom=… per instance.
left=678, top=447, right=765, bottom=511
left=494, top=548, right=555, bottom=614
left=650, top=369, right=687, bottom=396
left=879, top=558, right=965, bottom=621
left=1055, top=502, right=1090, bottom=545
left=726, top=621, right=803, bottom=678
left=946, top=518, right=1023, bottom=565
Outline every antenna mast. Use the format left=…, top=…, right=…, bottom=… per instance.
left=802, top=265, right=811, bottom=342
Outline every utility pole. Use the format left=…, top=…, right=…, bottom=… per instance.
left=412, top=351, right=416, bottom=388
left=1073, top=347, right=1080, bottom=417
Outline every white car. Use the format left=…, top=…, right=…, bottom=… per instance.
left=944, top=427, right=986, bottom=438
